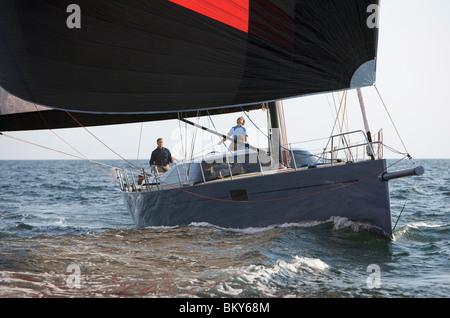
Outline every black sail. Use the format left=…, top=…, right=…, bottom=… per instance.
left=0, top=0, right=379, bottom=131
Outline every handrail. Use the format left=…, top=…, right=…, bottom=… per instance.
left=324, top=141, right=382, bottom=160
left=328, top=130, right=377, bottom=161
left=290, top=130, right=368, bottom=147
left=115, top=130, right=385, bottom=193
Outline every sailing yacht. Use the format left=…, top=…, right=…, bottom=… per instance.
left=0, top=0, right=423, bottom=238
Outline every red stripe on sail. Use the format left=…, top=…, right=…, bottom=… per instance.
left=169, top=0, right=249, bottom=33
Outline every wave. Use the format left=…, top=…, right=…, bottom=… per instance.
left=404, top=221, right=447, bottom=229
left=395, top=221, right=447, bottom=234
left=0, top=217, right=93, bottom=238
left=187, top=216, right=386, bottom=236
left=188, top=221, right=324, bottom=234
left=327, top=216, right=386, bottom=234
left=143, top=225, right=179, bottom=230
left=217, top=255, right=330, bottom=297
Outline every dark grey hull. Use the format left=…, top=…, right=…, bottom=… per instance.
left=122, top=159, right=393, bottom=238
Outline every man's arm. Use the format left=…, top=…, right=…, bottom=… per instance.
left=223, top=127, right=234, bottom=142
left=149, top=150, right=156, bottom=168
left=167, top=149, right=173, bottom=163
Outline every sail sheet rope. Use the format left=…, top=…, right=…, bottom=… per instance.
left=0, top=104, right=138, bottom=182
left=32, top=107, right=118, bottom=182
left=0, top=132, right=121, bottom=172
left=0, top=130, right=118, bottom=183
left=65, top=111, right=144, bottom=173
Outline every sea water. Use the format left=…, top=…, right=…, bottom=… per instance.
left=0, top=159, right=448, bottom=299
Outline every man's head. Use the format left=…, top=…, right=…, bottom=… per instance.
left=156, top=138, right=164, bottom=149
left=236, top=117, right=245, bottom=126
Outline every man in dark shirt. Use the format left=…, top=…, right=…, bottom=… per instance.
left=149, top=138, right=174, bottom=173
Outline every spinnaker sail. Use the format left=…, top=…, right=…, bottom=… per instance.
left=0, top=0, right=379, bottom=130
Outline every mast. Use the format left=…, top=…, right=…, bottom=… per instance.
left=268, top=101, right=283, bottom=165
left=356, top=88, right=375, bottom=160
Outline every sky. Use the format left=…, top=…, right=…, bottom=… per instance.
left=1, top=0, right=449, bottom=162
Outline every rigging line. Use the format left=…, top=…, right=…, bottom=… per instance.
left=239, top=105, right=291, bottom=169
left=332, top=92, right=341, bottom=133
left=177, top=112, right=189, bottom=179
left=326, top=94, right=336, bottom=118
left=337, top=91, right=350, bottom=151
left=336, top=92, right=346, bottom=155
left=383, top=143, right=409, bottom=156
left=0, top=133, right=123, bottom=170
left=30, top=108, right=117, bottom=182
left=374, top=85, right=412, bottom=161
left=1, top=132, right=81, bottom=159
left=239, top=105, right=289, bottom=152
left=191, top=143, right=219, bottom=159
left=33, top=106, right=114, bottom=180
left=324, top=93, right=341, bottom=154
left=177, top=113, right=185, bottom=158
left=327, top=92, right=344, bottom=137
left=207, top=115, right=216, bottom=152
left=392, top=174, right=419, bottom=233
left=147, top=154, right=409, bottom=203
left=315, top=92, right=347, bottom=166
left=136, top=122, right=144, bottom=166
left=65, top=111, right=143, bottom=172
left=184, top=111, right=201, bottom=182
left=185, top=114, right=188, bottom=160
left=190, top=113, right=203, bottom=171
left=190, top=112, right=200, bottom=162
left=340, top=92, right=354, bottom=161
